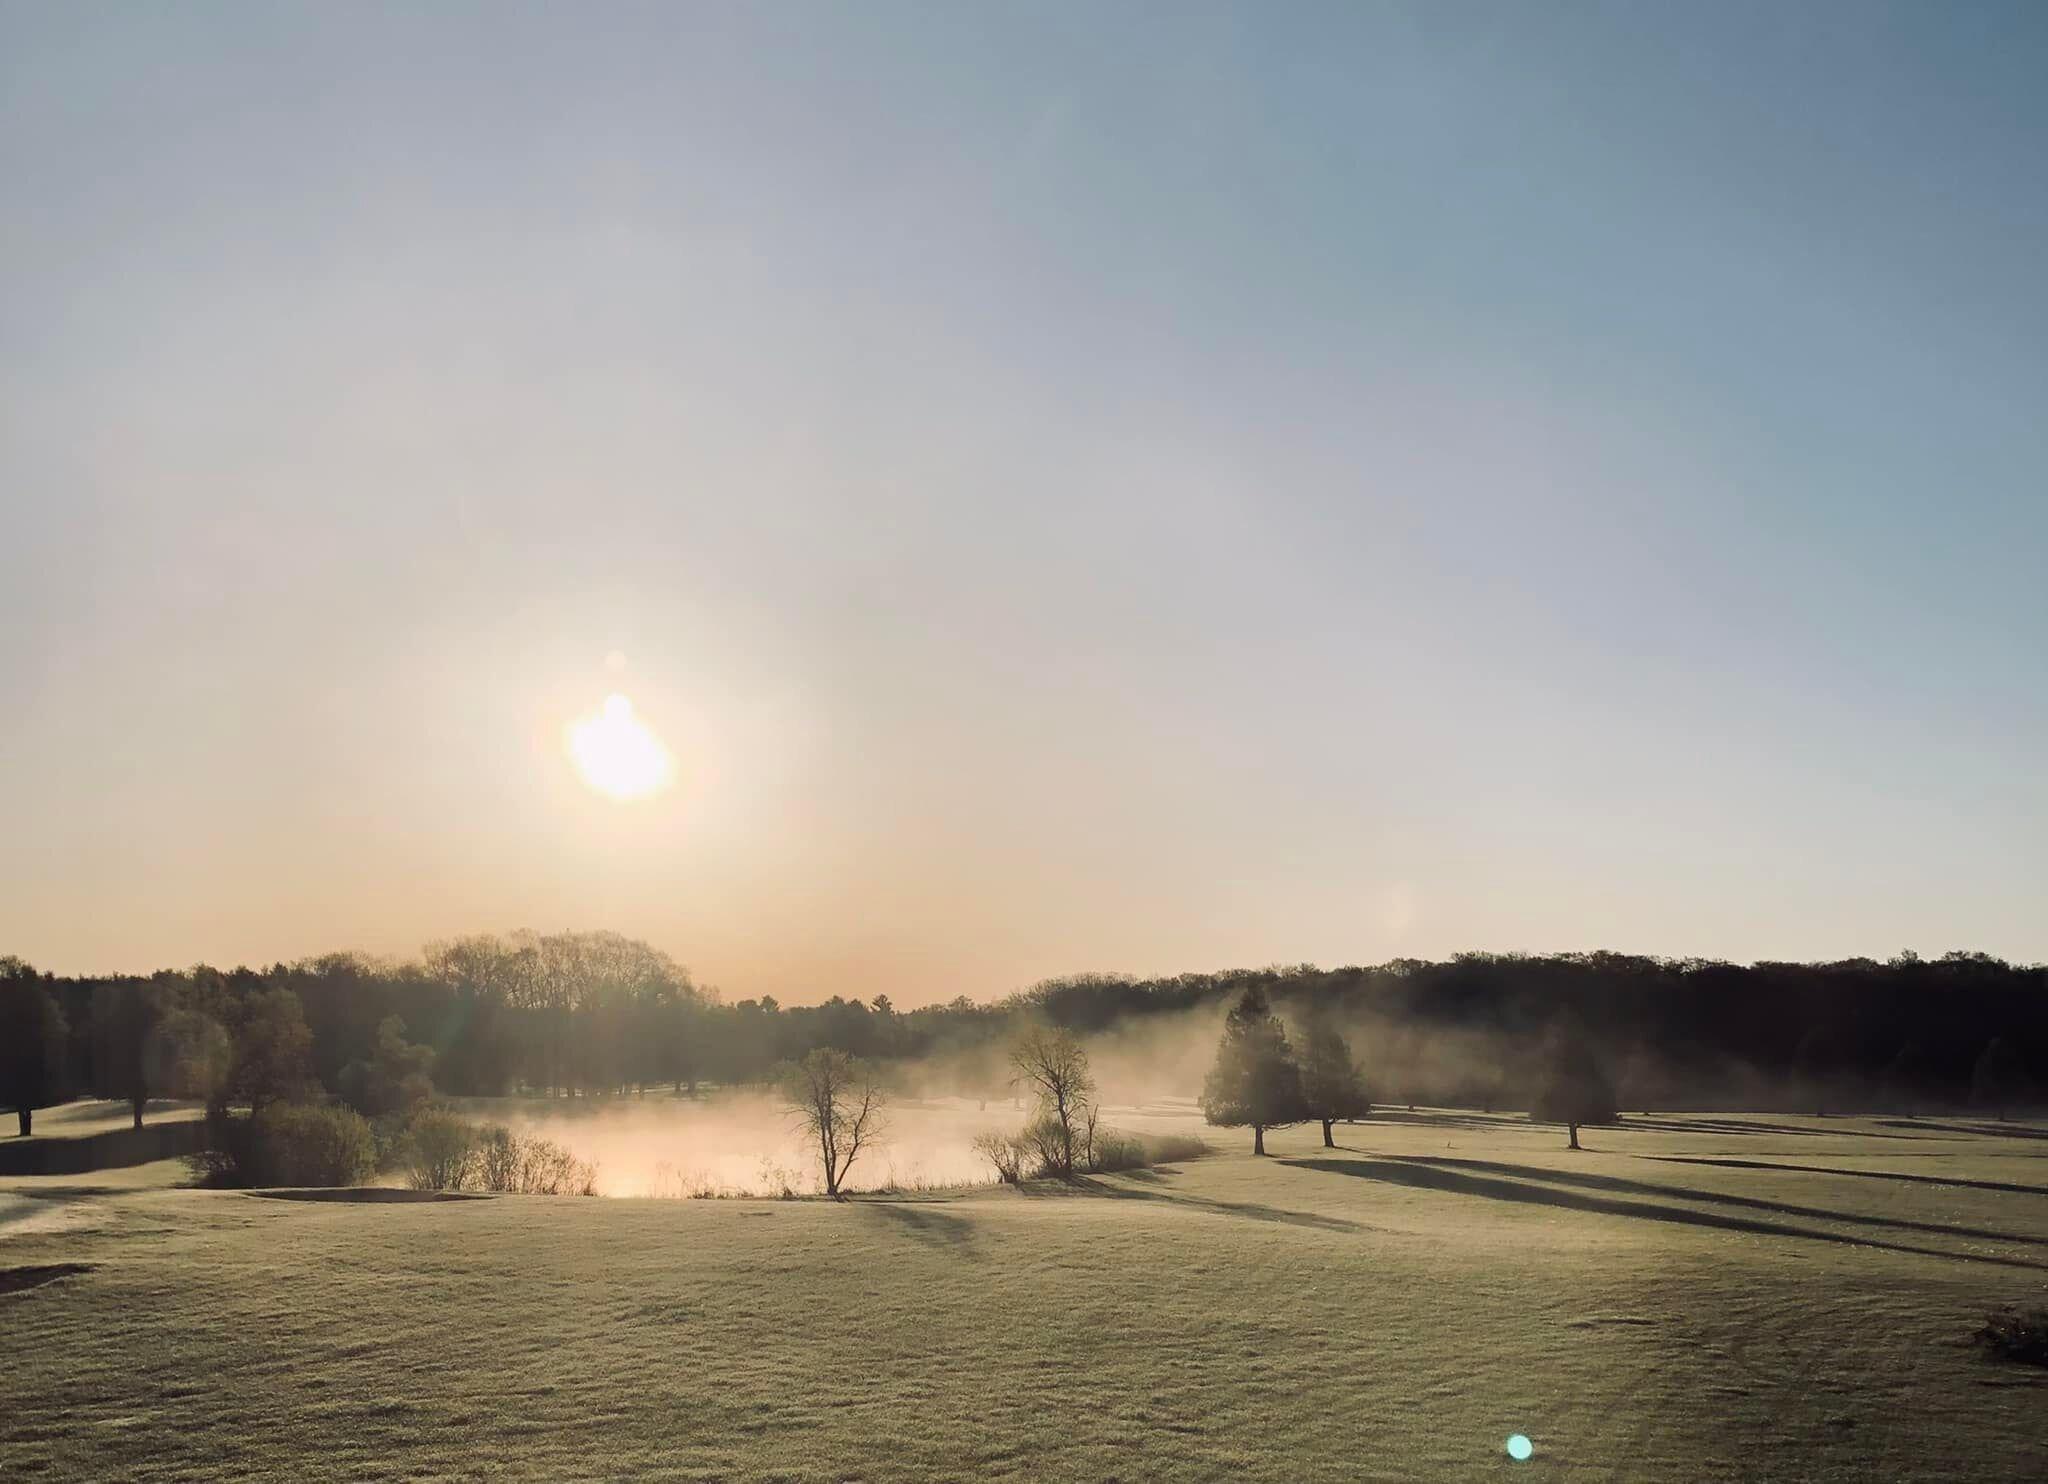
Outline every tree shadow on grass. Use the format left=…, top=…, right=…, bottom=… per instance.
left=1624, top=1116, right=1928, bottom=1141
left=1357, top=1109, right=1543, bottom=1133
left=859, top=1201, right=979, bottom=1253
left=246, top=1188, right=487, bottom=1203
left=1875, top=1120, right=2048, bottom=1142
left=0, top=1263, right=95, bottom=1296
left=1646, top=1156, right=2048, bottom=1199
left=1282, top=1158, right=2048, bottom=1272
left=1379, top=1156, right=2048, bottom=1250
left=1013, top=1174, right=1364, bottom=1233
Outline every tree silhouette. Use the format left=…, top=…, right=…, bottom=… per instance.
left=92, top=980, right=166, bottom=1129
left=337, top=1016, right=435, bottom=1119
left=1972, top=1038, right=2030, bottom=1122
left=1531, top=1025, right=1616, bottom=1150
left=779, top=1048, right=885, bottom=1198
left=1008, top=1024, right=1094, bottom=1177
left=145, top=1009, right=233, bottom=1114
left=1, top=960, right=68, bottom=1137
left=1201, top=987, right=1307, bottom=1155
left=1881, top=1042, right=1929, bottom=1117
left=229, top=988, right=316, bottom=1115
left=1297, top=1012, right=1370, bottom=1147
left=1793, top=1027, right=1839, bottom=1118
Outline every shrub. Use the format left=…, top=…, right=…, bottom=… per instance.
left=1137, top=1132, right=1213, bottom=1165
left=1086, top=1131, right=1148, bottom=1173
left=473, top=1124, right=521, bottom=1192
left=971, top=1122, right=1211, bottom=1183
left=971, top=1131, right=1027, bottom=1184
left=192, top=1104, right=376, bottom=1188
left=268, top=1104, right=378, bottom=1187
left=426, top=1119, right=599, bottom=1196
left=1018, top=1114, right=1074, bottom=1179
left=1975, top=1307, right=2048, bottom=1366
left=404, top=1108, right=478, bottom=1191
left=484, top=1128, right=598, bottom=1196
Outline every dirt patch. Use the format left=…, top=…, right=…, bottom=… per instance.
left=0, top=1263, right=95, bottom=1296
left=245, top=1188, right=489, bottom=1203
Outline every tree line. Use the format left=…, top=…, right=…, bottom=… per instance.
left=4, top=938, right=2043, bottom=1137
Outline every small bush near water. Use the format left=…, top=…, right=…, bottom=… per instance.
left=972, top=1125, right=1211, bottom=1184
left=404, top=1109, right=479, bottom=1191
left=400, top=1111, right=598, bottom=1196
left=190, top=1104, right=378, bottom=1188
left=971, top=1131, right=1027, bottom=1183
left=1974, top=1307, right=2048, bottom=1366
left=648, top=1158, right=806, bottom=1200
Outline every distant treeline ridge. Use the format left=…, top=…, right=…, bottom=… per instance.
left=2, top=936, right=2041, bottom=1124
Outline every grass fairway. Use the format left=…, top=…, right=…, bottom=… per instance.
left=5, top=1112, right=2046, bottom=1482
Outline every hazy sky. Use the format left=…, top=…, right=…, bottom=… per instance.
left=4, top=2, right=2044, bottom=1000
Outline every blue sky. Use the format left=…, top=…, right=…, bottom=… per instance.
left=2, top=3, right=2042, bottom=996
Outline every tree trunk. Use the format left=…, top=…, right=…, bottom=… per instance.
left=15, top=1106, right=29, bottom=1138
left=1253, top=1124, right=1266, bottom=1156
left=1321, top=1119, right=1334, bottom=1147
left=1566, top=1122, right=1581, bottom=1151
left=132, top=1096, right=146, bottom=1131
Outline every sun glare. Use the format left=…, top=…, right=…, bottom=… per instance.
left=567, top=693, right=673, bottom=801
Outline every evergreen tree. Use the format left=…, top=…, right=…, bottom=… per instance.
left=1297, top=1013, right=1370, bottom=1147
left=1201, top=987, right=1307, bottom=1154
left=337, top=1016, right=435, bottom=1119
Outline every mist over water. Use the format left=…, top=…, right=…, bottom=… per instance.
left=449, top=999, right=1825, bottom=1197
left=469, top=1094, right=1007, bottom=1197
left=462, top=1091, right=1214, bottom=1197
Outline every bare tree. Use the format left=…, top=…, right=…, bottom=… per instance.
left=1008, top=1024, right=1094, bottom=1178
left=779, top=1049, right=885, bottom=1199
left=970, top=1130, right=1027, bottom=1184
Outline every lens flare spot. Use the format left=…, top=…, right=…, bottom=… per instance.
left=1506, top=1434, right=1534, bottom=1461
left=567, top=693, right=673, bottom=800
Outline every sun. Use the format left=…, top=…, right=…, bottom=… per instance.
left=567, top=693, right=674, bottom=801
